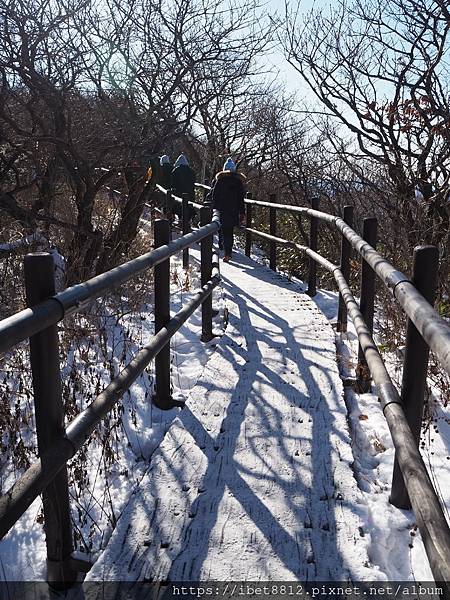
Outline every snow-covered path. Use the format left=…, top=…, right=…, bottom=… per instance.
left=86, top=251, right=380, bottom=582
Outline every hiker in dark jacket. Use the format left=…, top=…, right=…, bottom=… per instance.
left=159, top=155, right=173, bottom=190
left=171, top=154, right=196, bottom=221
left=211, top=157, right=246, bottom=262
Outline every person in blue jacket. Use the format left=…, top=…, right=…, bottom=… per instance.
left=211, top=157, right=246, bottom=262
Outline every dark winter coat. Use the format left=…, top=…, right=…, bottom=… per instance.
left=172, top=164, right=195, bottom=201
left=211, top=171, right=246, bottom=226
left=159, top=162, right=173, bottom=190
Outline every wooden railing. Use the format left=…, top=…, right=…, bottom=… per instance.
left=190, top=182, right=450, bottom=587
left=0, top=208, right=220, bottom=587
left=2, top=179, right=450, bottom=589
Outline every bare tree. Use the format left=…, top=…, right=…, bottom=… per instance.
left=283, top=0, right=450, bottom=287
left=0, top=0, right=274, bottom=279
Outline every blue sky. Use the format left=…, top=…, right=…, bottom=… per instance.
left=259, top=0, right=332, bottom=99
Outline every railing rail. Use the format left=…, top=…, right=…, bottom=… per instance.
left=193, top=184, right=450, bottom=379
left=0, top=214, right=220, bottom=586
left=2, top=178, right=450, bottom=588
left=156, top=183, right=203, bottom=210
left=0, top=220, right=219, bottom=355
left=220, top=187, right=450, bottom=588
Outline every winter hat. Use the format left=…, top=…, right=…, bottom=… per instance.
left=223, top=157, right=236, bottom=172
left=174, top=154, right=189, bottom=167
left=160, top=155, right=171, bottom=166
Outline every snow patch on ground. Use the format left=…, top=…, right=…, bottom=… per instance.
left=84, top=251, right=382, bottom=582
left=1, top=230, right=449, bottom=583
left=0, top=243, right=224, bottom=581
left=312, top=288, right=447, bottom=581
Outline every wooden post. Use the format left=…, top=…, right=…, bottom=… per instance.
left=356, top=217, right=378, bottom=392
left=390, top=245, right=439, bottom=509
left=203, top=178, right=210, bottom=204
left=166, top=190, right=173, bottom=240
left=269, top=193, right=277, bottom=271
left=200, top=206, right=214, bottom=342
left=153, top=219, right=173, bottom=409
left=307, top=197, right=319, bottom=296
left=337, top=205, right=353, bottom=331
left=24, top=253, right=76, bottom=588
left=245, top=192, right=253, bottom=257
left=182, top=193, right=190, bottom=269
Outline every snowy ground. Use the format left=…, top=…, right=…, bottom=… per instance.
left=309, top=291, right=450, bottom=582
left=0, top=231, right=449, bottom=584
left=84, top=251, right=380, bottom=582
left=0, top=240, right=225, bottom=581
left=240, top=238, right=450, bottom=581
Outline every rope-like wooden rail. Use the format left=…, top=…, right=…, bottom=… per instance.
left=2, top=178, right=450, bottom=589
left=238, top=195, right=450, bottom=589
left=0, top=209, right=220, bottom=586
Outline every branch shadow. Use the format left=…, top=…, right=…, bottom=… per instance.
left=76, top=251, right=373, bottom=592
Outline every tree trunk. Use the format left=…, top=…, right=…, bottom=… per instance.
left=96, top=170, right=152, bottom=274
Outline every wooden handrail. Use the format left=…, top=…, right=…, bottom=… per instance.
left=240, top=203, right=450, bottom=588
left=2, top=180, right=450, bottom=589
left=0, top=215, right=220, bottom=586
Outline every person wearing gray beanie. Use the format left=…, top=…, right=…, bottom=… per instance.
left=158, top=154, right=173, bottom=190
left=210, top=158, right=246, bottom=262
left=172, top=154, right=196, bottom=222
